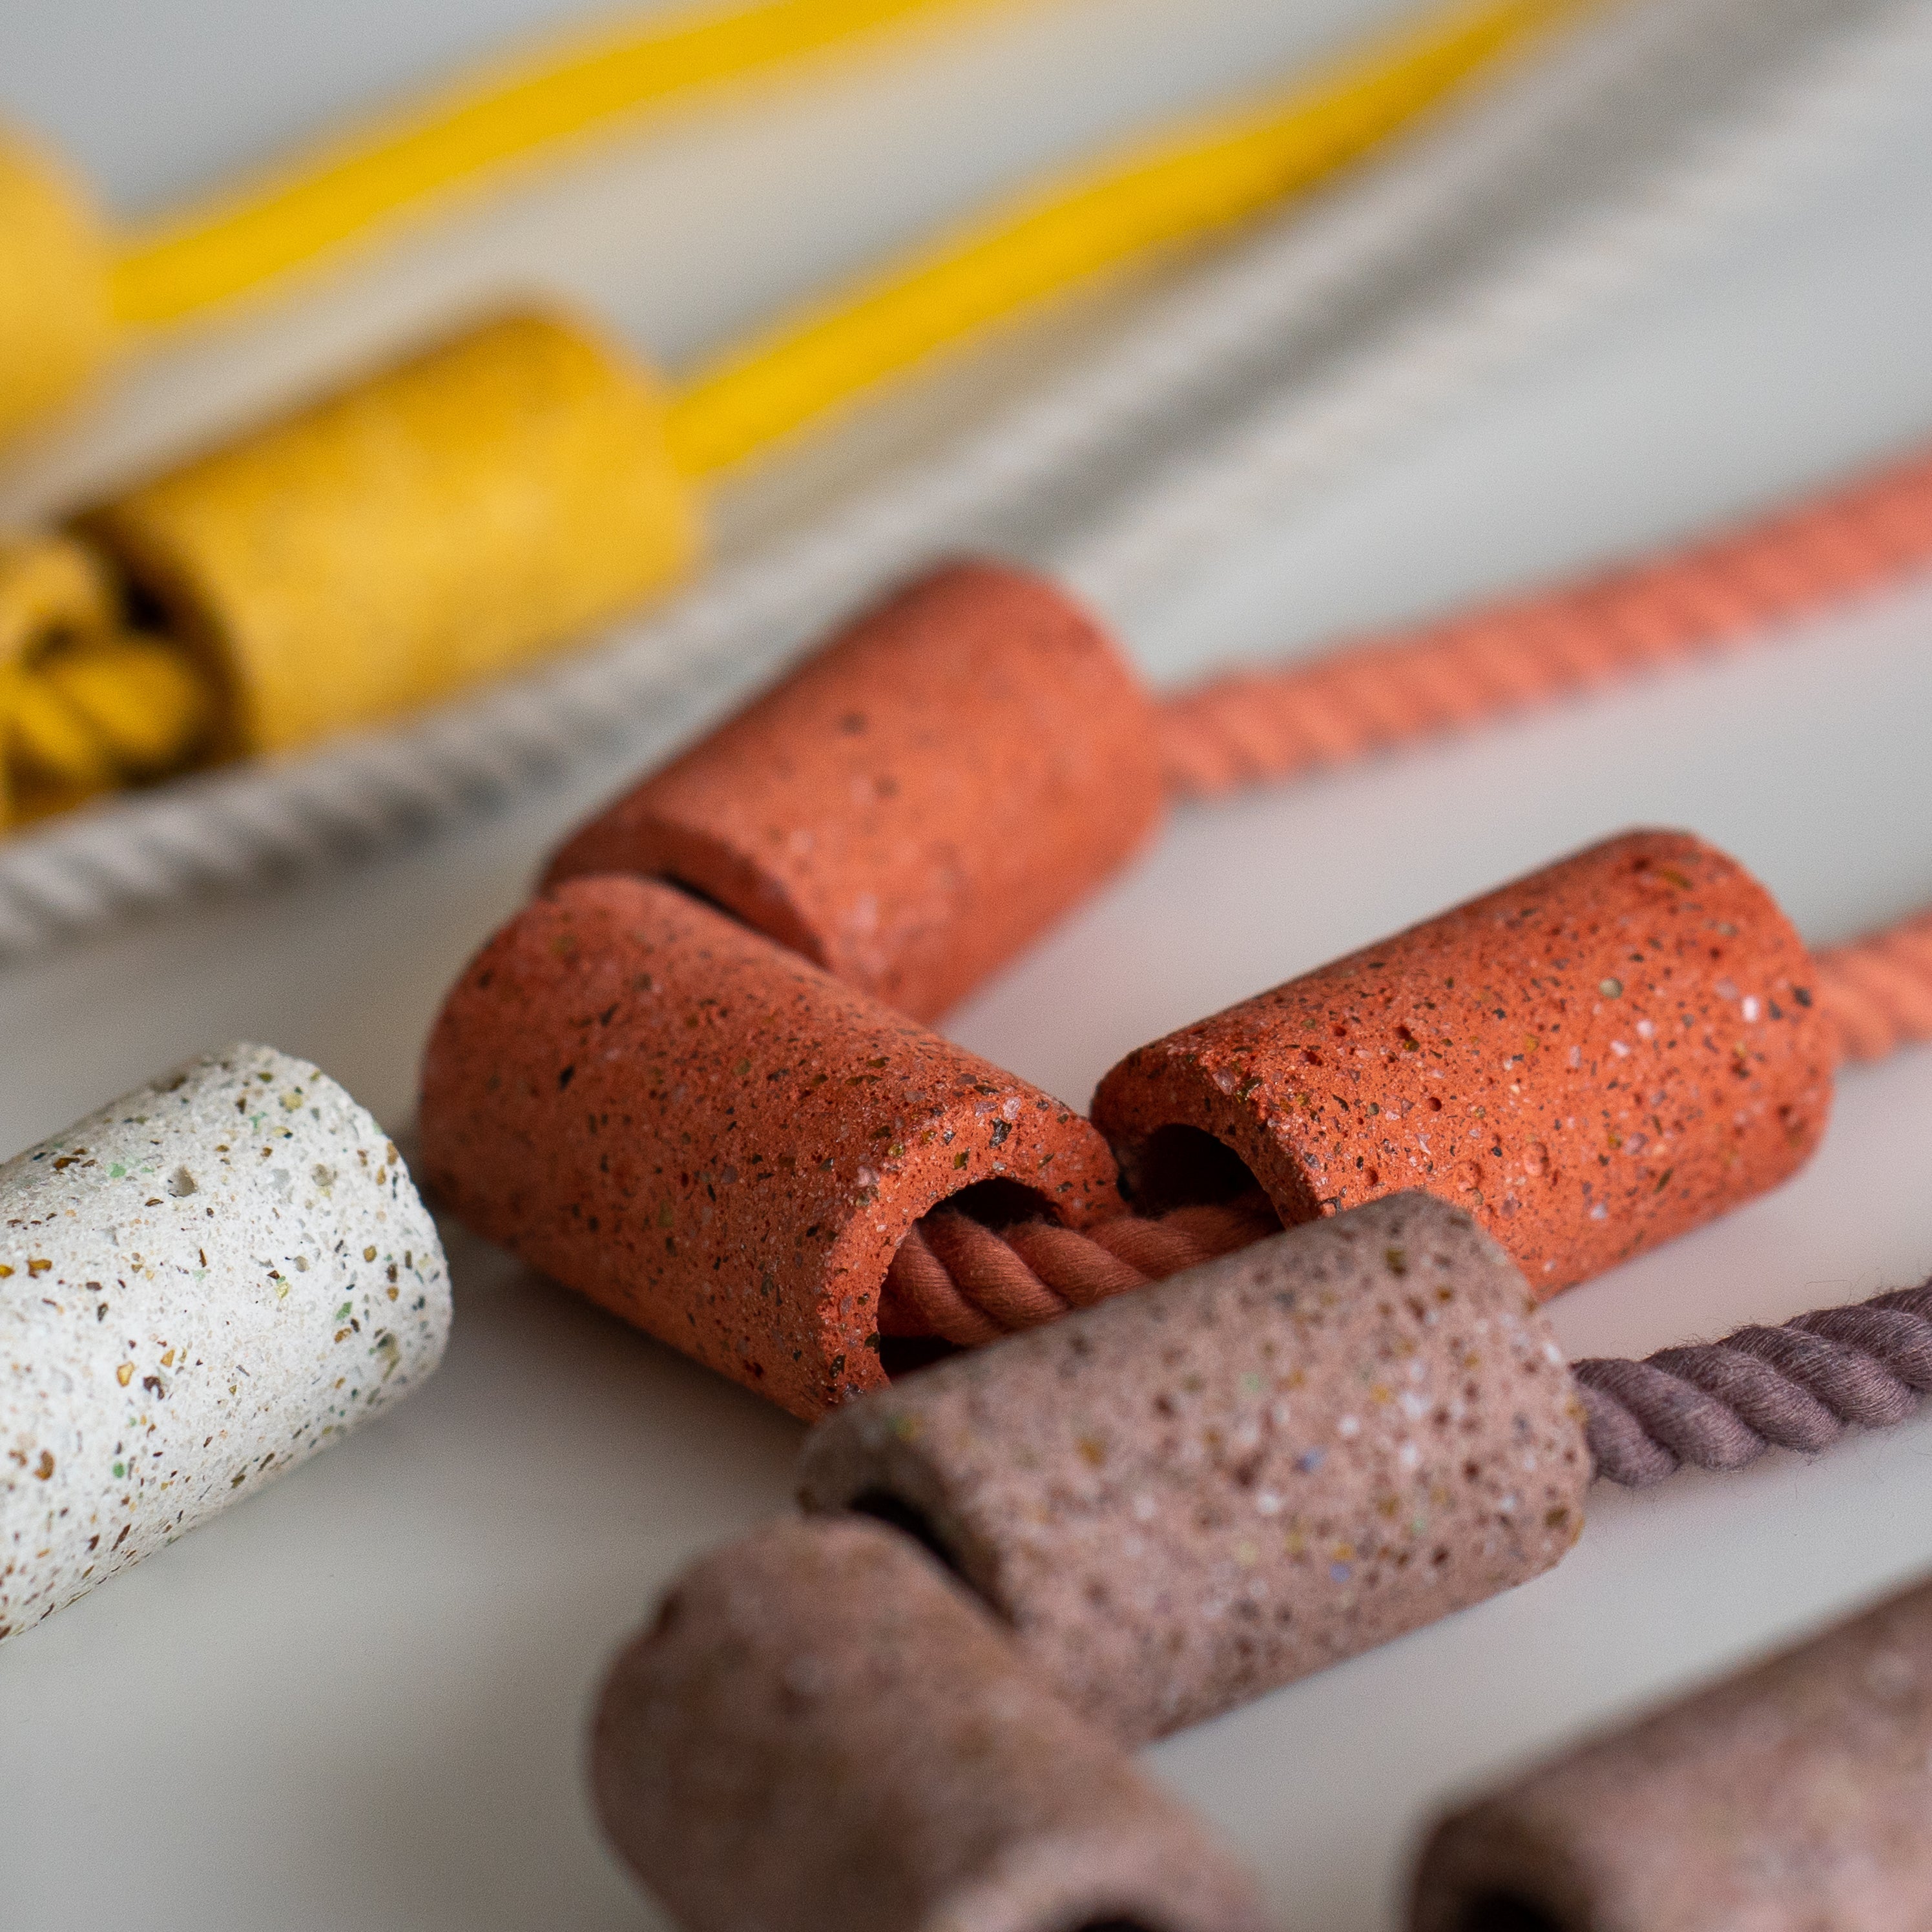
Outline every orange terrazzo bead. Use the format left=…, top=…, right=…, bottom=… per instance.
left=543, top=559, right=1165, bottom=1022
left=1092, top=830, right=1836, bottom=1297
left=419, top=875, right=1121, bottom=1418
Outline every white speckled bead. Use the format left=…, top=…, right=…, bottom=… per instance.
left=1, top=1043, right=450, bottom=1640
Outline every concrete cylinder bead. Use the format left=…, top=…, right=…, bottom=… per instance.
left=418, top=875, right=1121, bottom=1420
left=543, top=560, right=1166, bottom=1023
left=592, top=1515, right=1269, bottom=1932
left=800, top=1192, right=1588, bottom=1743
left=0, top=1043, right=450, bottom=1641
left=1093, top=830, right=1835, bottom=1298
left=72, top=309, right=696, bottom=755
left=1413, top=1574, right=1932, bottom=1932
left=0, top=130, right=114, bottom=445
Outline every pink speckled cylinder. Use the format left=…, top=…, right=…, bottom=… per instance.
left=592, top=1516, right=1270, bottom=1932
left=800, top=1192, right=1588, bottom=1742
left=1413, top=1573, right=1932, bottom=1932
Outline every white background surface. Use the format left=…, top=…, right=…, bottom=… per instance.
left=4, top=2, right=1932, bottom=1927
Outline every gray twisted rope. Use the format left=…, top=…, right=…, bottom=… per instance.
left=1575, top=1279, right=1932, bottom=1487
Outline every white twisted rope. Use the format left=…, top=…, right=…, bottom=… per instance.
left=0, top=0, right=1918, bottom=958
left=1059, top=0, right=1932, bottom=612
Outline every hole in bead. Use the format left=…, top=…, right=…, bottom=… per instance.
left=1449, top=1892, right=1566, bottom=1932
left=933, top=1176, right=1060, bottom=1229
left=1117, top=1123, right=1273, bottom=1216
left=875, top=1333, right=957, bottom=1378
left=846, top=1488, right=964, bottom=1580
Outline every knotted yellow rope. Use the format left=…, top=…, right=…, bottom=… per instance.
left=0, top=538, right=211, bottom=826
left=1, top=0, right=1591, bottom=829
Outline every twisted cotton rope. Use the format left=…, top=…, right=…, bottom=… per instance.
left=1154, top=442, right=1932, bottom=801
left=1574, top=1278, right=1932, bottom=1486
left=1, top=0, right=1916, bottom=958
left=885, top=1194, right=1932, bottom=1490
left=1812, top=907, right=1932, bottom=1065
left=1056, top=0, right=1932, bottom=614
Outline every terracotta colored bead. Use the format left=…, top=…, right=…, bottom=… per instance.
left=543, top=559, right=1165, bottom=1021
left=800, top=1193, right=1588, bottom=1742
left=592, top=1516, right=1269, bottom=1932
left=419, top=875, right=1120, bottom=1419
left=0, top=129, right=112, bottom=445
left=1412, top=1572, right=1932, bottom=1932
left=1092, top=830, right=1835, bottom=1298
left=75, top=310, right=696, bottom=754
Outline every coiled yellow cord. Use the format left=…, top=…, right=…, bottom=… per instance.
left=667, top=0, right=1590, bottom=474
left=109, top=0, right=1014, bottom=326
left=0, top=537, right=213, bottom=826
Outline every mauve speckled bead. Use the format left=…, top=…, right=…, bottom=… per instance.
left=592, top=1515, right=1270, bottom=1932
left=543, top=559, right=1166, bottom=1022
left=1412, top=1573, right=1932, bottom=1932
left=1094, top=830, right=1834, bottom=1299
left=419, top=874, right=1121, bottom=1419
left=1, top=1043, right=449, bottom=1641
left=799, top=1192, right=1588, bottom=1742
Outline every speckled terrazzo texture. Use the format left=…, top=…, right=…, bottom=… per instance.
left=419, top=875, right=1121, bottom=1420
left=0, top=1043, right=449, bottom=1641
left=1413, top=1574, right=1932, bottom=1932
left=800, top=1193, right=1587, bottom=1743
left=1094, top=829, right=1834, bottom=1298
left=592, top=1515, right=1270, bottom=1932
left=77, top=311, right=695, bottom=754
left=543, top=559, right=1166, bottom=1023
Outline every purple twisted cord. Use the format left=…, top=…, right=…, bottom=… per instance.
left=1573, top=1277, right=1932, bottom=1488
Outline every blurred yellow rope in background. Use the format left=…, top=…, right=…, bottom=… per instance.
left=109, top=0, right=1015, bottom=326
left=3, top=0, right=1590, bottom=828
left=667, top=0, right=1589, bottom=473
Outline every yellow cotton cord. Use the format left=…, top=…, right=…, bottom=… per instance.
left=0, top=536, right=213, bottom=827
left=8, top=0, right=1594, bottom=827
left=665, top=0, right=1592, bottom=475
left=109, top=0, right=1012, bottom=326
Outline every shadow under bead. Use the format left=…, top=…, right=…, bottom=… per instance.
left=1094, top=829, right=1835, bottom=1298
left=418, top=874, right=1121, bottom=1418
left=591, top=1515, right=1270, bottom=1932
left=800, top=1192, right=1589, bottom=1742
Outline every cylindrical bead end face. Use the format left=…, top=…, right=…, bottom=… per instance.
left=543, top=560, right=1167, bottom=1021
left=0, top=1044, right=450, bottom=1640
left=1093, top=830, right=1834, bottom=1297
left=418, top=876, right=1121, bottom=1419
left=1412, top=1575, right=1932, bottom=1932
left=592, top=1517, right=1269, bottom=1932
left=75, top=311, right=698, bottom=753
left=799, top=1192, right=1588, bottom=1741
left=0, top=131, right=112, bottom=441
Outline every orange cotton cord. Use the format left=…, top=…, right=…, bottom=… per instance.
left=1154, top=444, right=1932, bottom=800
left=881, top=1192, right=1281, bottom=1345
left=1812, top=911, right=1932, bottom=1065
